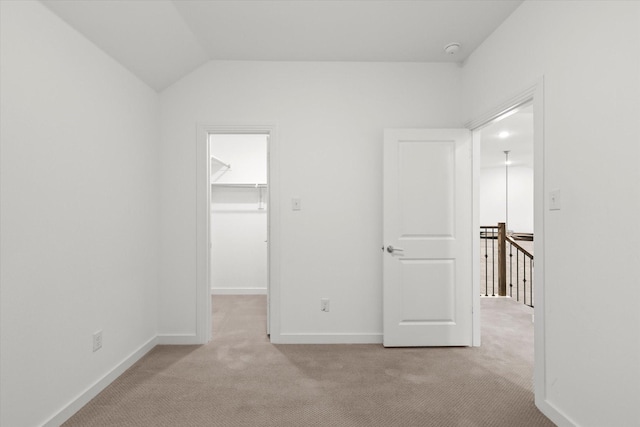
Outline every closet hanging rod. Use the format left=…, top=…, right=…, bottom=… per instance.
left=211, top=183, right=267, bottom=188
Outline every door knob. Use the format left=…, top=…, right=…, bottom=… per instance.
left=386, top=245, right=405, bottom=254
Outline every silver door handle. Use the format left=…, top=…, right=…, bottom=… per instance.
left=386, top=245, right=404, bottom=254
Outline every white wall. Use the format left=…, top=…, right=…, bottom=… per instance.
left=480, top=166, right=533, bottom=233
left=0, top=2, right=160, bottom=426
left=211, top=134, right=267, bottom=293
left=159, top=61, right=462, bottom=340
left=463, top=1, right=640, bottom=426
left=210, top=199, right=267, bottom=293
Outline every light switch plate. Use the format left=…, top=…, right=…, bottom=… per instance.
left=292, top=198, right=301, bottom=211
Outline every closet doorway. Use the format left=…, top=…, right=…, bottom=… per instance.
left=209, top=133, right=270, bottom=337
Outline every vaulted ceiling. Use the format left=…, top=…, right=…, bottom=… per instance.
left=42, top=0, right=523, bottom=92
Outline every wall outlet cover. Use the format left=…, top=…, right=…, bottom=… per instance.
left=93, top=330, right=103, bottom=352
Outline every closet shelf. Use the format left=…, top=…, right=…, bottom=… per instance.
left=211, top=183, right=267, bottom=188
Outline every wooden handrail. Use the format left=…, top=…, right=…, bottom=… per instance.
left=505, top=235, right=534, bottom=259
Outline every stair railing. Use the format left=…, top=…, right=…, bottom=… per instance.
left=480, top=225, right=500, bottom=296
left=480, top=223, right=534, bottom=307
left=505, top=235, right=534, bottom=307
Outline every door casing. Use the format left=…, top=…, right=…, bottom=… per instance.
left=196, top=123, right=280, bottom=343
left=466, top=79, right=547, bottom=416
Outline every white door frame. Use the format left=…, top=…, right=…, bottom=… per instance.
left=466, top=79, right=547, bottom=412
left=196, top=123, right=280, bottom=344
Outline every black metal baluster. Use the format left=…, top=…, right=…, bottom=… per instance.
left=484, top=229, right=488, bottom=296
left=491, top=228, right=495, bottom=296
left=530, top=258, right=534, bottom=307
left=509, top=242, right=513, bottom=298
left=516, top=249, right=519, bottom=302
left=523, top=254, right=527, bottom=306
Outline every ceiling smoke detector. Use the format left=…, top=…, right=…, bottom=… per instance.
left=444, top=43, right=461, bottom=55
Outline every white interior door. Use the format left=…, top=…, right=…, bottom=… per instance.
left=383, top=129, right=473, bottom=347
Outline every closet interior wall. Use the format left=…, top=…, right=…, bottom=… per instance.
left=210, top=134, right=268, bottom=295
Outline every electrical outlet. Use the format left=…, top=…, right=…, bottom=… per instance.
left=320, top=298, right=330, bottom=312
left=93, top=330, right=103, bottom=352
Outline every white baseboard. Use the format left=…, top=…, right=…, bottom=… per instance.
left=536, top=395, right=578, bottom=427
left=43, top=336, right=157, bottom=427
left=271, top=333, right=383, bottom=344
left=156, top=334, right=200, bottom=345
left=211, top=287, right=267, bottom=295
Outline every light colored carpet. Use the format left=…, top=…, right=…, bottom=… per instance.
left=63, top=296, right=553, bottom=426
